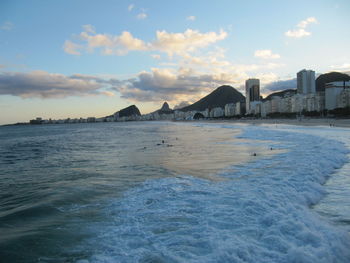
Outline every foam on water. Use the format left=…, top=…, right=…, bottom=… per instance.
left=77, top=124, right=350, bottom=263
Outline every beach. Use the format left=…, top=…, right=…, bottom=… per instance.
left=235, top=118, right=350, bottom=128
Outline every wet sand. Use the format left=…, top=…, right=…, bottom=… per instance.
left=223, top=118, right=350, bottom=128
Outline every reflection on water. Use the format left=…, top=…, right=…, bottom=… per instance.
left=131, top=122, right=280, bottom=179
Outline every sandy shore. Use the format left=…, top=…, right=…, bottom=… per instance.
left=201, top=118, right=350, bottom=128
left=231, top=118, right=350, bottom=128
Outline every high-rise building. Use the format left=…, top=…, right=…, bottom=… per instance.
left=245, top=78, right=260, bottom=113
left=250, top=85, right=260, bottom=101
left=297, top=69, right=315, bottom=94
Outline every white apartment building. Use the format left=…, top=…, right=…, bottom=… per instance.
left=259, top=91, right=325, bottom=117
left=270, top=97, right=281, bottom=113
left=235, top=102, right=243, bottom=116
left=278, top=96, right=292, bottom=113
left=210, top=107, right=224, bottom=118
left=261, top=100, right=271, bottom=117
left=249, top=101, right=262, bottom=115
left=224, top=103, right=235, bottom=117
left=325, top=82, right=346, bottom=110
left=337, top=89, right=350, bottom=109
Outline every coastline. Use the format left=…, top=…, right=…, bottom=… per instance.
left=211, top=118, right=350, bottom=128
left=3, top=117, right=350, bottom=128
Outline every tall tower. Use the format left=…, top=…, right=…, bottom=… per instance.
left=297, top=69, right=315, bottom=94
left=245, top=78, right=260, bottom=113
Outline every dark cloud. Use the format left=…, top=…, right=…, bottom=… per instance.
left=174, top=101, right=190, bottom=109
left=112, top=68, right=232, bottom=102
left=70, top=74, right=122, bottom=86
left=0, top=68, right=239, bottom=104
left=0, top=71, right=113, bottom=98
left=262, top=78, right=297, bottom=93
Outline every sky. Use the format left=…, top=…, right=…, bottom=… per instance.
left=0, top=0, right=349, bottom=124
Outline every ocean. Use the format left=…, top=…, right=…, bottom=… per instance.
left=0, top=121, right=349, bottom=263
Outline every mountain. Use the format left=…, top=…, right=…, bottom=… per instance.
left=316, top=72, right=350, bottom=92
left=116, top=105, right=141, bottom=117
left=160, top=102, right=171, bottom=111
left=158, top=102, right=174, bottom=114
left=148, top=102, right=174, bottom=115
left=180, top=85, right=245, bottom=112
left=263, top=89, right=296, bottom=101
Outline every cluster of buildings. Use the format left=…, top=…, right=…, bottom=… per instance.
left=168, top=69, right=349, bottom=120
left=29, top=69, right=350, bottom=125
left=245, top=69, right=350, bottom=117
left=137, top=104, right=245, bottom=121
left=29, top=116, right=111, bottom=124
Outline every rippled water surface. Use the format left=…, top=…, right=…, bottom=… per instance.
left=0, top=121, right=349, bottom=262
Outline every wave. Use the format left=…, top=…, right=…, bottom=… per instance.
left=78, top=125, right=350, bottom=263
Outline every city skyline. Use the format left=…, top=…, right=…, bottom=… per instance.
left=1, top=0, right=350, bottom=124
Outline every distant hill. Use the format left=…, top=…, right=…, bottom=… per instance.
left=264, top=89, right=296, bottom=101
left=116, top=105, right=141, bottom=117
left=180, top=85, right=245, bottom=112
left=316, top=72, right=350, bottom=92
left=158, top=102, right=174, bottom=114
left=161, top=102, right=170, bottom=111
left=148, top=102, right=174, bottom=115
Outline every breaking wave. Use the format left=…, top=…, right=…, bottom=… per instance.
left=78, top=125, right=350, bottom=263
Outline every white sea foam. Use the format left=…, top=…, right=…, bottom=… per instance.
left=79, top=124, right=350, bottom=263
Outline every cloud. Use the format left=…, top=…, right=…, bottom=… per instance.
left=100, top=91, right=115, bottom=97
left=152, top=29, right=227, bottom=56
left=63, top=40, right=83, bottom=55
left=174, top=47, right=284, bottom=79
left=151, top=54, right=161, bottom=59
left=128, top=4, right=135, bottom=11
left=330, top=63, right=350, bottom=71
left=0, top=71, right=112, bottom=98
left=297, top=17, right=317, bottom=28
left=187, top=16, right=196, bottom=21
left=285, top=28, right=311, bottom=38
left=78, top=30, right=148, bottom=55
left=230, top=62, right=284, bottom=74
left=0, top=21, right=13, bottom=31
left=112, top=67, right=235, bottom=103
left=285, top=17, right=317, bottom=38
left=112, top=31, right=148, bottom=53
left=82, top=24, right=95, bottom=34
left=64, top=26, right=227, bottom=57
left=179, top=48, right=231, bottom=69
left=256, top=72, right=279, bottom=84
left=137, top=13, right=147, bottom=19
left=60, top=27, right=288, bottom=105
left=254, top=49, right=280, bottom=59
left=262, top=78, right=297, bottom=92
left=174, top=101, right=191, bottom=109
left=0, top=63, right=287, bottom=107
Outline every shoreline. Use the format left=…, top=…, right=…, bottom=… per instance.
left=240, top=118, right=350, bottom=128
left=203, top=118, right=350, bottom=128
left=2, top=117, right=350, bottom=128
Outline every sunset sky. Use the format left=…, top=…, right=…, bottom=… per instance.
left=0, top=0, right=349, bottom=124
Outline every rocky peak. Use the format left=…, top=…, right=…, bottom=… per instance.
left=160, top=102, right=171, bottom=111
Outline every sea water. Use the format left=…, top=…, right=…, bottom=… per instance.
left=0, top=121, right=349, bottom=262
